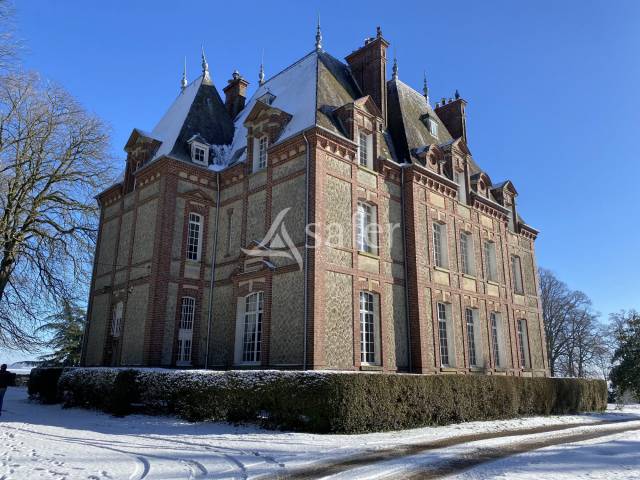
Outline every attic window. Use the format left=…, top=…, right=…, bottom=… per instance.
left=357, top=130, right=374, bottom=170
left=191, top=143, right=209, bottom=166
left=258, top=92, right=276, bottom=105
left=428, top=118, right=438, bottom=136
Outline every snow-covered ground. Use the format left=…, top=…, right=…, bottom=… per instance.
left=0, top=387, right=639, bottom=479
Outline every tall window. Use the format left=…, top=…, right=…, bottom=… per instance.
left=242, top=292, right=263, bottom=363
left=484, top=241, right=498, bottom=282
left=517, top=319, right=530, bottom=368
left=454, top=171, right=467, bottom=204
left=177, top=297, right=195, bottom=364
left=187, top=213, right=202, bottom=261
left=460, top=232, right=475, bottom=276
left=465, top=308, right=479, bottom=367
left=111, top=301, right=123, bottom=338
left=257, top=136, right=268, bottom=170
left=359, top=291, right=379, bottom=365
left=437, top=302, right=453, bottom=367
left=356, top=203, right=376, bottom=254
left=358, top=130, right=373, bottom=169
left=511, top=255, right=524, bottom=294
left=490, top=312, right=502, bottom=368
left=433, top=222, right=448, bottom=268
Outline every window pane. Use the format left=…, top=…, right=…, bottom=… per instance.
left=461, top=233, right=473, bottom=275
left=491, top=313, right=501, bottom=368
left=512, top=256, right=523, bottom=293
left=484, top=241, right=497, bottom=281
left=242, top=292, right=263, bottom=363
left=258, top=137, right=268, bottom=169
left=433, top=223, right=442, bottom=267
left=360, top=292, right=376, bottom=364
left=438, top=303, right=449, bottom=366
left=466, top=308, right=477, bottom=367
left=518, top=319, right=528, bottom=368
left=187, top=213, right=202, bottom=261
left=180, top=297, right=195, bottom=330
left=359, top=132, right=368, bottom=166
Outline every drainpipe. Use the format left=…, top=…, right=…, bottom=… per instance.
left=302, top=131, right=311, bottom=370
left=400, top=164, right=413, bottom=373
left=204, top=172, right=221, bottom=370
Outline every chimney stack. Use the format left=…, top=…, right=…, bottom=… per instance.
left=223, top=70, right=249, bottom=119
left=345, top=27, right=390, bottom=124
left=434, top=92, right=468, bottom=144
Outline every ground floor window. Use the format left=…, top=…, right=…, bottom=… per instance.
left=437, top=302, right=454, bottom=367
left=241, top=291, right=263, bottom=364
left=465, top=308, right=481, bottom=367
left=518, top=318, right=530, bottom=368
left=177, top=297, right=195, bottom=365
left=359, top=291, right=380, bottom=365
left=490, top=312, right=503, bottom=368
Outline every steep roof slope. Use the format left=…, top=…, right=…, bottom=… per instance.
left=387, top=78, right=452, bottom=162
left=150, top=77, right=234, bottom=162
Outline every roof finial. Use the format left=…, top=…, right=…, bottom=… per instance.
left=454, top=89, right=460, bottom=100
left=423, top=71, right=430, bottom=106
left=181, top=57, right=188, bottom=91
left=201, top=45, right=211, bottom=84
left=392, top=56, right=398, bottom=80
left=315, top=14, right=322, bottom=51
left=376, top=26, right=382, bottom=38
left=258, top=49, right=265, bottom=86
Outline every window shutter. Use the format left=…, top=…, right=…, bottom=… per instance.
left=252, top=137, right=260, bottom=172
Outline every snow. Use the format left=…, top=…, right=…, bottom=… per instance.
left=228, top=51, right=318, bottom=159
left=2, top=387, right=640, bottom=479
left=148, top=77, right=202, bottom=162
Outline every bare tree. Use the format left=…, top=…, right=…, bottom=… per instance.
left=0, top=0, right=19, bottom=71
left=0, top=71, right=112, bottom=349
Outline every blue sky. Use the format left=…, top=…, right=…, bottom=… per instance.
left=2, top=1, right=639, bottom=361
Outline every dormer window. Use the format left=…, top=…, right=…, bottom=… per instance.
left=253, top=135, right=268, bottom=172
left=258, top=92, right=276, bottom=105
left=191, top=143, right=209, bottom=166
left=428, top=117, right=438, bottom=136
left=358, top=130, right=373, bottom=169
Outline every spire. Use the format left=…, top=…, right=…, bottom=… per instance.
left=454, top=89, right=460, bottom=100
left=391, top=56, right=398, bottom=80
left=423, top=71, right=430, bottom=106
left=201, top=45, right=212, bottom=85
left=181, top=57, right=188, bottom=91
left=258, top=50, right=265, bottom=86
left=315, top=15, right=322, bottom=51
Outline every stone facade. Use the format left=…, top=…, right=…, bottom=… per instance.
left=82, top=28, right=548, bottom=377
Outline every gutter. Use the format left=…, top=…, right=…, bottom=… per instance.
left=400, top=163, right=412, bottom=373
left=302, top=131, right=311, bottom=371
left=204, top=172, right=221, bottom=369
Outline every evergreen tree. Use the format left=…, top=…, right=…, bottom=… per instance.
left=37, top=300, right=85, bottom=366
left=610, top=310, right=640, bottom=399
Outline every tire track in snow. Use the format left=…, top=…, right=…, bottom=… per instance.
left=274, top=418, right=638, bottom=479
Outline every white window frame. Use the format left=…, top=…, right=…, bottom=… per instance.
left=428, top=118, right=438, bottom=136
left=437, top=302, right=455, bottom=367
left=432, top=222, right=448, bottom=268
left=511, top=255, right=524, bottom=294
left=186, top=213, right=203, bottom=261
left=517, top=318, right=530, bottom=368
left=191, top=142, right=209, bottom=166
left=357, top=129, right=374, bottom=170
left=356, top=202, right=377, bottom=255
left=465, top=308, right=481, bottom=367
left=359, top=291, right=381, bottom=365
left=111, top=301, right=124, bottom=338
left=234, top=291, right=263, bottom=365
left=253, top=136, right=268, bottom=172
left=460, top=231, right=475, bottom=276
left=176, top=297, right=195, bottom=366
left=484, top=241, right=498, bottom=282
left=490, top=312, right=504, bottom=368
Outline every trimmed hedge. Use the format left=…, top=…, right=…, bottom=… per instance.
left=47, top=368, right=607, bottom=433
left=28, top=367, right=64, bottom=404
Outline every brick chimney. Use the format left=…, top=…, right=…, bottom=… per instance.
left=434, top=92, right=468, bottom=143
left=223, top=70, right=249, bottom=119
left=345, top=27, right=390, bottom=124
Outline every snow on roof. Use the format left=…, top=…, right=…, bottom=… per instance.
left=149, top=77, right=203, bottom=162
left=229, top=51, right=318, bottom=159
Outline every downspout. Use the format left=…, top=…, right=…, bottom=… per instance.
left=302, top=131, right=311, bottom=370
left=204, top=172, right=221, bottom=370
left=400, top=164, right=413, bottom=372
